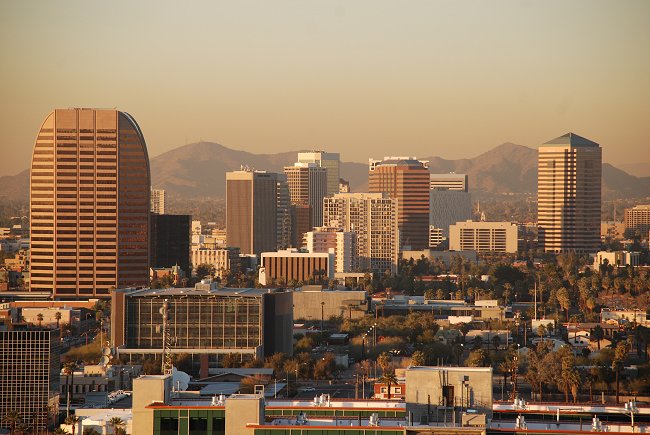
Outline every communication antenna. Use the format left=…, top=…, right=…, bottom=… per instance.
left=160, top=299, right=173, bottom=375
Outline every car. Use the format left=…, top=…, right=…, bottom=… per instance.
left=302, top=387, right=316, bottom=392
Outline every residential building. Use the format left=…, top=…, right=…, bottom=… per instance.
left=0, top=328, right=60, bottom=433
left=339, top=178, right=350, bottom=193
left=297, top=151, right=340, bottom=196
left=538, top=132, right=602, bottom=253
left=323, top=193, right=399, bottom=274
left=191, top=247, right=241, bottom=277
left=430, top=173, right=468, bottom=191
left=449, top=221, right=518, bottom=253
left=150, top=214, right=190, bottom=276
left=150, top=188, right=166, bottom=214
left=624, top=205, right=650, bottom=237
left=260, top=249, right=334, bottom=284
left=29, top=108, right=150, bottom=297
left=111, top=282, right=293, bottom=363
left=226, top=170, right=279, bottom=255
left=284, top=162, right=327, bottom=236
left=304, top=227, right=355, bottom=273
left=369, top=157, right=430, bottom=250
left=593, top=250, right=641, bottom=270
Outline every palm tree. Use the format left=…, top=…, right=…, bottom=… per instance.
left=55, top=311, right=62, bottom=329
left=108, top=417, right=126, bottom=435
left=36, top=312, right=44, bottom=327
left=53, top=428, right=71, bottom=435
left=378, top=371, right=398, bottom=400
left=82, top=429, right=101, bottom=435
left=65, top=415, right=80, bottom=435
left=1, top=409, right=21, bottom=435
left=63, top=362, right=79, bottom=418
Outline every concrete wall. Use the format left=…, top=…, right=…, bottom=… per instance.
left=225, top=395, right=264, bottom=435
left=292, top=288, right=367, bottom=321
left=132, top=375, right=172, bottom=435
left=406, top=366, right=492, bottom=425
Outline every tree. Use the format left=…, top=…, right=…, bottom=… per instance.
left=55, top=311, right=62, bottom=328
left=63, top=362, right=79, bottom=417
left=37, top=312, right=44, bottom=327
left=559, top=347, right=580, bottom=403
left=53, top=428, right=71, bottom=435
left=537, top=324, right=547, bottom=337
left=1, top=409, right=21, bottom=435
left=591, top=325, right=604, bottom=350
left=612, top=340, right=630, bottom=404
left=556, top=287, right=571, bottom=322
left=377, top=352, right=393, bottom=374
left=378, top=370, right=398, bottom=399
left=83, top=429, right=101, bottom=435
left=108, top=417, right=126, bottom=435
left=195, top=263, right=214, bottom=279
left=491, top=335, right=502, bottom=351
left=465, top=349, right=488, bottom=367
left=410, top=350, right=426, bottom=366
left=221, top=353, right=241, bottom=368
left=65, top=415, right=80, bottom=435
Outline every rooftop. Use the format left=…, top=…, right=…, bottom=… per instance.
left=542, top=132, right=600, bottom=148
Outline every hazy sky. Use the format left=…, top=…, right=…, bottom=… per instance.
left=1, top=0, right=649, bottom=176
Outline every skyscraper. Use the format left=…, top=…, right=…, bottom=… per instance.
left=297, top=151, right=340, bottom=196
left=150, top=188, right=166, bottom=214
left=369, top=157, right=430, bottom=250
left=150, top=214, right=191, bottom=275
left=284, top=162, right=327, bottom=242
left=429, top=173, right=472, bottom=239
left=538, top=133, right=602, bottom=253
left=323, top=193, right=398, bottom=274
left=29, top=108, right=150, bottom=298
left=226, top=170, right=278, bottom=255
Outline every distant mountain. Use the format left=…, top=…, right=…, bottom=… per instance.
left=1, top=141, right=649, bottom=201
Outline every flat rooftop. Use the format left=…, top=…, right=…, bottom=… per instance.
left=119, top=287, right=279, bottom=298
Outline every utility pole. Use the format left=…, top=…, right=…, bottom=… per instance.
left=160, top=299, right=173, bottom=375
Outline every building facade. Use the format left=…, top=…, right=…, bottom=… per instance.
left=191, top=247, right=241, bottom=277
left=260, top=249, right=334, bottom=284
left=150, top=188, right=166, bottom=214
left=29, top=108, right=150, bottom=297
left=449, top=221, right=518, bottom=253
left=323, top=193, right=399, bottom=274
left=111, top=283, right=293, bottom=362
left=304, top=227, right=356, bottom=273
left=226, top=170, right=279, bottom=255
left=430, top=190, right=472, bottom=238
left=538, top=133, right=602, bottom=253
left=430, top=173, right=468, bottom=191
left=369, top=157, right=430, bottom=250
left=624, top=205, right=650, bottom=237
left=297, top=151, right=341, bottom=196
left=150, top=214, right=190, bottom=276
left=284, top=162, right=327, bottom=231
left=0, top=329, right=60, bottom=433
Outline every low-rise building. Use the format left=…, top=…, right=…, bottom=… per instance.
left=191, top=247, right=241, bottom=277
left=260, top=248, right=334, bottom=284
left=304, top=227, right=356, bottom=273
left=593, top=250, right=641, bottom=270
left=292, top=286, right=368, bottom=321
left=449, top=221, right=518, bottom=253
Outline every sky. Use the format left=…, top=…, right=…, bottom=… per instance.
left=1, top=0, right=649, bottom=177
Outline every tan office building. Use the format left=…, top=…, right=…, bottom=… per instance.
left=449, top=220, right=518, bottom=253
left=284, top=162, right=327, bottom=229
left=226, top=170, right=279, bottom=255
left=260, top=249, right=334, bottom=284
left=297, top=151, right=340, bottom=196
left=624, top=204, right=650, bottom=237
left=369, top=157, right=430, bottom=250
left=538, top=133, right=602, bottom=253
left=323, top=193, right=398, bottom=274
left=29, top=108, right=150, bottom=297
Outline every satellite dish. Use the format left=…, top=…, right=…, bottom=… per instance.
left=99, top=355, right=110, bottom=366
left=172, top=367, right=190, bottom=391
left=102, top=347, right=112, bottom=356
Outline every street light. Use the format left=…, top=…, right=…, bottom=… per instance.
left=624, top=400, right=638, bottom=432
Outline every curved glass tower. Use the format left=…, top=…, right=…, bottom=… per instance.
left=30, top=108, right=150, bottom=298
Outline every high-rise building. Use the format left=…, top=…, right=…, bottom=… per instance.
left=538, top=133, right=602, bottom=253
left=284, top=162, right=327, bottom=238
left=150, top=188, right=166, bottom=214
left=0, top=328, right=60, bottom=433
left=276, top=174, right=292, bottom=249
left=429, top=173, right=471, bottom=240
left=430, top=173, right=468, bottom=191
left=29, top=108, right=150, bottom=298
left=297, top=151, right=340, bottom=196
left=369, top=157, right=430, bottom=250
left=150, top=214, right=190, bottom=275
left=226, top=170, right=278, bottom=255
left=449, top=220, right=518, bottom=253
left=323, top=193, right=398, bottom=274
left=305, top=227, right=356, bottom=273
left=624, top=205, right=650, bottom=237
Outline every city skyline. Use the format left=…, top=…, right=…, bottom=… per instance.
left=1, top=1, right=649, bottom=177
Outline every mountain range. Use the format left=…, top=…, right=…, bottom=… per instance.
left=1, top=141, right=649, bottom=201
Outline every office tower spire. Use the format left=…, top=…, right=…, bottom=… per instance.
left=29, top=108, right=150, bottom=297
